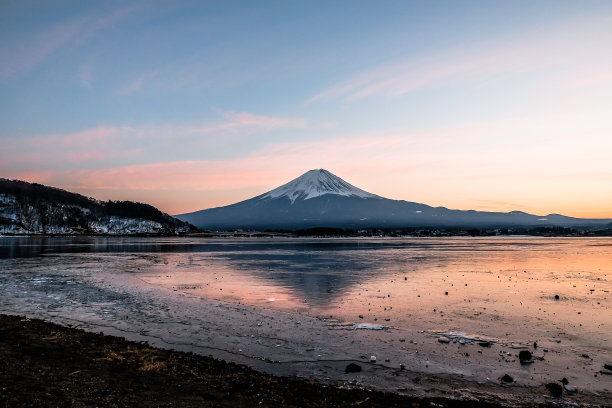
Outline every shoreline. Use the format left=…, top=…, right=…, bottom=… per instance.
left=1, top=313, right=507, bottom=408
left=1, top=312, right=610, bottom=408
left=2, top=231, right=612, bottom=237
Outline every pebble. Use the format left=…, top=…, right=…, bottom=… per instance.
left=545, top=382, right=563, bottom=397
left=370, top=355, right=377, bottom=362
left=564, top=384, right=577, bottom=393
left=345, top=363, right=362, bottom=373
left=519, top=350, right=534, bottom=365
left=438, top=336, right=451, bottom=344
left=511, top=343, right=528, bottom=349
left=478, top=341, right=492, bottom=348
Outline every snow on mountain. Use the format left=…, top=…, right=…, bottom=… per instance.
left=261, top=169, right=380, bottom=203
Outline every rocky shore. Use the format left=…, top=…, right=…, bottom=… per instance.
left=0, top=314, right=512, bottom=408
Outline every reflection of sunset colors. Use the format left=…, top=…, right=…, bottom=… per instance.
left=1, top=3, right=611, bottom=217
left=138, top=238, right=612, bottom=349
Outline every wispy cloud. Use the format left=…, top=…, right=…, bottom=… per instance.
left=114, top=49, right=263, bottom=95
left=0, top=111, right=307, bottom=172
left=217, top=110, right=306, bottom=129
left=117, top=69, right=161, bottom=94
left=0, top=18, right=88, bottom=81
left=474, top=200, right=530, bottom=212
left=79, top=62, right=93, bottom=89
left=0, top=5, right=136, bottom=82
left=305, top=15, right=612, bottom=104
left=561, top=70, right=612, bottom=92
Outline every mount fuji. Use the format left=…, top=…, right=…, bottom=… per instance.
left=175, top=169, right=611, bottom=230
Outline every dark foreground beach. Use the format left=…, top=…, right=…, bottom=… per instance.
left=0, top=314, right=565, bottom=408
left=1, top=314, right=610, bottom=408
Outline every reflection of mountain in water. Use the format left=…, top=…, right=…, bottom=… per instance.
left=221, top=250, right=385, bottom=305
left=216, top=243, right=452, bottom=306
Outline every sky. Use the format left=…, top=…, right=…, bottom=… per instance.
left=1, top=1, right=612, bottom=218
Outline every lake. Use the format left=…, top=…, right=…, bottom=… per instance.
left=1, top=236, right=610, bottom=399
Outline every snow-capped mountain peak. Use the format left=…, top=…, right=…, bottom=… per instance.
left=261, top=169, right=380, bottom=204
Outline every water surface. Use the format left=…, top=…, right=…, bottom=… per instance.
left=2, top=236, right=610, bottom=346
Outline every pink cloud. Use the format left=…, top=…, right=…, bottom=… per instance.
left=65, top=151, right=106, bottom=162
left=1, top=110, right=306, bottom=172
left=3, top=170, right=57, bottom=184
left=60, top=127, right=119, bottom=146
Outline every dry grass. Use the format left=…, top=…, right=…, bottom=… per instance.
left=138, top=357, right=167, bottom=372
left=93, top=345, right=167, bottom=372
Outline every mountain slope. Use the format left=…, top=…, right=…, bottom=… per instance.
left=0, top=179, right=196, bottom=235
left=176, top=169, right=612, bottom=230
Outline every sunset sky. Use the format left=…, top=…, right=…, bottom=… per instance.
left=1, top=1, right=611, bottom=218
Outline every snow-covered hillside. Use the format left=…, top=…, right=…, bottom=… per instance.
left=0, top=180, right=194, bottom=235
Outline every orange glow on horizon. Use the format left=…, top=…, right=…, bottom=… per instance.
left=6, top=167, right=611, bottom=219
left=4, top=112, right=611, bottom=219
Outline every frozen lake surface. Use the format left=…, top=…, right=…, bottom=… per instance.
left=1, top=237, right=610, bottom=404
